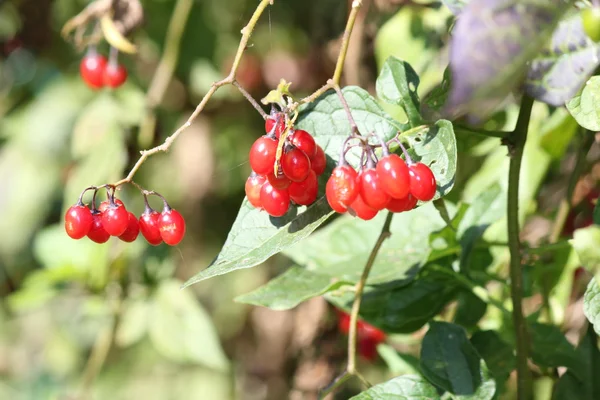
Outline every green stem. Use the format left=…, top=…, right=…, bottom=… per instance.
left=507, top=94, right=534, bottom=400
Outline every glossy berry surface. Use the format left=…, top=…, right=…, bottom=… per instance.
left=118, top=212, right=140, bottom=242
left=99, top=199, right=124, bottom=213
left=265, top=117, right=285, bottom=138
left=281, top=147, right=311, bottom=182
left=386, top=193, right=417, bottom=213
left=80, top=53, right=107, bottom=89
left=349, top=195, right=378, bottom=221
left=104, top=63, right=128, bottom=88
left=87, top=213, right=110, bottom=243
left=359, top=168, right=391, bottom=210
left=326, top=165, right=358, bottom=213
left=310, top=145, right=327, bottom=176
left=290, top=129, right=316, bottom=158
left=260, top=182, right=290, bottom=217
left=245, top=173, right=266, bottom=208
left=376, top=154, right=410, bottom=199
left=65, top=204, right=93, bottom=239
left=101, top=203, right=129, bottom=236
left=139, top=210, right=163, bottom=246
left=159, top=209, right=186, bottom=246
left=582, top=7, right=600, bottom=42
left=408, top=163, right=436, bottom=201
left=267, top=171, right=292, bottom=190
left=249, top=136, right=278, bottom=175
left=289, top=170, right=318, bottom=205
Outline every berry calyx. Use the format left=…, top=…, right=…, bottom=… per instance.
left=249, top=136, right=278, bottom=175
left=101, top=201, right=129, bottom=236
left=265, top=116, right=285, bottom=138
left=139, top=208, right=163, bottom=246
left=98, top=198, right=124, bottom=212
left=245, top=173, right=266, bottom=209
left=386, top=193, right=417, bottom=213
left=80, top=52, right=107, bottom=89
left=376, top=154, right=410, bottom=199
left=408, top=162, right=436, bottom=201
left=326, top=165, right=359, bottom=213
left=348, top=195, right=378, bottom=221
left=290, top=129, right=317, bottom=158
left=104, top=63, right=128, bottom=88
left=358, top=168, right=391, bottom=210
left=158, top=207, right=186, bottom=246
left=281, top=147, right=311, bottom=182
left=87, top=212, right=110, bottom=244
left=260, top=182, right=290, bottom=217
left=118, top=212, right=140, bottom=242
left=310, top=145, right=327, bottom=176
left=267, top=171, right=292, bottom=190
left=65, top=203, right=93, bottom=239
left=289, top=170, right=318, bottom=206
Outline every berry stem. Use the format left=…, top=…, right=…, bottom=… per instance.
left=77, top=186, right=98, bottom=206
left=145, top=190, right=171, bottom=212
left=397, top=141, right=414, bottom=164
left=331, top=81, right=360, bottom=136
left=108, top=45, right=119, bottom=67
left=331, top=0, right=363, bottom=85
left=232, top=80, right=268, bottom=119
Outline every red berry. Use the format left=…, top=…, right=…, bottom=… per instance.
left=249, top=136, right=278, bottom=175
left=358, top=321, right=386, bottom=344
left=281, top=147, right=311, bottom=182
left=245, top=173, right=267, bottom=208
left=267, top=171, right=292, bottom=189
left=101, top=203, right=129, bottom=236
left=80, top=53, right=107, bottom=89
left=265, top=116, right=285, bottom=138
left=104, top=62, right=128, bottom=88
left=290, top=129, right=317, bottom=158
left=289, top=170, right=318, bottom=205
left=139, top=210, right=163, bottom=246
left=358, top=337, right=379, bottom=361
left=159, top=209, right=186, bottom=246
left=377, top=154, right=410, bottom=199
left=118, top=212, right=140, bottom=242
left=348, top=195, right=378, bottom=221
left=386, top=193, right=418, bottom=213
left=98, top=199, right=124, bottom=213
left=326, top=165, right=359, bottom=213
left=260, top=182, right=290, bottom=217
left=337, top=311, right=351, bottom=334
left=87, top=213, right=110, bottom=244
left=358, top=168, right=391, bottom=210
left=310, top=145, right=327, bottom=176
left=65, top=204, right=93, bottom=239
left=408, top=163, right=436, bottom=201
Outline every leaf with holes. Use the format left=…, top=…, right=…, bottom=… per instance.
left=584, top=278, right=600, bottom=336
left=349, top=374, right=440, bottom=400
left=568, top=76, right=600, bottom=131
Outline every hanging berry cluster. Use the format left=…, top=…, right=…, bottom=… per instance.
left=80, top=47, right=128, bottom=90
left=245, top=111, right=327, bottom=217
left=64, top=186, right=185, bottom=246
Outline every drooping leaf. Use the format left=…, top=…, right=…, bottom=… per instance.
left=570, top=226, right=600, bottom=271
left=525, top=16, right=600, bottom=106
left=376, top=57, right=423, bottom=127
left=584, top=278, right=600, bottom=336
left=529, top=323, right=583, bottom=378
left=349, top=374, right=440, bottom=400
left=567, top=76, right=600, bottom=131
left=470, top=330, right=516, bottom=384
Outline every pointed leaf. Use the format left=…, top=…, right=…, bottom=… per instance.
left=349, top=374, right=440, bottom=400
left=376, top=57, right=423, bottom=127
left=567, top=76, right=600, bottom=131
left=470, top=330, right=516, bottom=383
left=529, top=323, right=583, bottom=378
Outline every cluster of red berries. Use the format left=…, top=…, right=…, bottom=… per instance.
left=64, top=187, right=185, bottom=246
left=80, top=48, right=128, bottom=90
left=326, top=141, right=436, bottom=221
left=245, top=112, right=327, bottom=217
left=337, top=310, right=386, bottom=361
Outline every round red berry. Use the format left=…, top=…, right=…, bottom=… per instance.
left=104, top=63, right=128, bottom=88
left=326, top=165, right=358, bottom=213
left=139, top=210, right=163, bottom=246
left=357, top=337, right=379, bottom=361
left=358, top=321, right=386, bottom=344
left=376, top=154, right=410, bottom=199
left=249, top=136, right=278, bottom=175
left=348, top=195, right=378, bottom=221
left=118, top=212, right=140, bottom=242
left=267, top=171, right=292, bottom=190
left=87, top=212, right=110, bottom=244
left=65, top=204, right=93, bottom=239
left=358, top=168, right=391, bottom=210
left=159, top=209, right=186, bottom=246
left=265, top=116, right=285, bottom=138
left=260, top=182, right=290, bottom=217
left=245, top=173, right=266, bottom=208
left=337, top=311, right=351, bottom=335
left=101, top=203, right=129, bottom=236
left=408, top=163, right=436, bottom=201
left=281, top=147, right=311, bottom=182
left=290, top=129, right=317, bottom=158
left=386, top=193, right=418, bottom=213
left=289, top=170, right=318, bottom=205
left=98, top=199, right=124, bottom=213
left=310, top=145, right=327, bottom=176
left=80, top=53, right=107, bottom=89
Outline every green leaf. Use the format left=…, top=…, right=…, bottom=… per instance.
left=567, top=76, right=600, bottom=131
left=539, top=108, right=579, bottom=160
left=570, top=226, right=600, bottom=272
left=449, top=361, right=496, bottom=400
left=116, top=297, right=150, bottom=348
left=529, top=323, right=583, bottom=378
left=422, top=68, right=452, bottom=118
left=420, top=321, right=483, bottom=395
left=378, top=344, right=421, bottom=375
left=453, top=290, right=487, bottom=328
left=584, top=278, right=600, bottom=336
left=234, top=266, right=348, bottom=310
left=349, top=374, right=440, bottom=400
left=470, top=330, right=515, bottom=383
left=376, top=57, right=423, bottom=127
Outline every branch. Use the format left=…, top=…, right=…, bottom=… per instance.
left=331, top=81, right=359, bottom=135
left=332, top=0, right=363, bottom=85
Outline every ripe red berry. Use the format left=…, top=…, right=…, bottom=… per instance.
left=326, top=165, right=359, bottom=213
left=348, top=195, right=378, bottom=221
left=358, top=168, right=391, bottom=210
left=101, top=203, right=129, bottom=236
left=358, top=337, right=379, bottom=361
left=358, top=321, right=386, bottom=343
left=260, top=182, right=290, bottom=217
left=118, top=212, right=140, bottom=242
left=281, top=147, right=311, bottom=182
left=265, top=116, right=285, bottom=138
left=377, top=154, right=410, bottom=199
left=65, top=204, right=93, bottom=239
left=267, top=171, right=292, bottom=189
left=249, top=136, right=278, bottom=175
left=386, top=193, right=418, bottom=213
left=245, top=173, right=266, bottom=208
left=139, top=210, right=163, bottom=246
left=408, top=163, right=436, bottom=201
left=87, top=212, right=110, bottom=244
left=310, top=145, right=327, bottom=176
left=159, top=208, right=186, bottom=246
left=290, top=129, right=317, bottom=158
left=99, top=199, right=124, bottom=213
left=80, top=53, right=107, bottom=89
left=289, top=170, right=318, bottom=205
left=337, top=311, right=351, bottom=334
left=104, top=62, right=128, bottom=88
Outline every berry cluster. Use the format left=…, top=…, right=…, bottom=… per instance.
left=64, top=187, right=185, bottom=246
left=80, top=48, right=128, bottom=90
left=337, top=310, right=386, bottom=361
left=326, top=140, right=436, bottom=221
left=245, top=112, right=327, bottom=217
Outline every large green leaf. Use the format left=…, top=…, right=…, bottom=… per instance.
left=470, top=330, right=515, bottom=384
left=449, top=361, right=496, bottom=400
left=584, top=278, right=600, bottom=336
left=349, top=374, right=440, bottom=400
left=376, top=57, right=423, bottom=127
left=567, top=76, right=600, bottom=131
left=529, top=323, right=583, bottom=378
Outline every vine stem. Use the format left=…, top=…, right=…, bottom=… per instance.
left=507, top=94, right=534, bottom=400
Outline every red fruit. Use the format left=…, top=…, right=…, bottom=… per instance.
left=265, top=116, right=285, bottom=138
left=359, top=168, right=391, bottom=210
left=338, top=311, right=351, bottom=334
left=80, top=53, right=107, bottom=89
left=159, top=208, right=186, bottom=246
left=348, top=195, right=378, bottom=221
left=281, top=147, right=311, bottom=182
left=87, top=212, right=110, bottom=244
left=65, top=204, right=93, bottom=239
left=245, top=173, right=267, bottom=208
left=386, top=193, right=418, bottom=213
left=249, top=136, right=278, bottom=175
left=358, top=337, right=379, bottom=361
left=358, top=321, right=386, bottom=344
left=377, top=154, right=410, bottom=199
left=98, top=199, right=124, bottom=213
left=326, top=165, right=359, bottom=213
left=139, top=210, right=163, bottom=246
left=260, top=182, right=290, bottom=217
left=104, top=62, right=128, bottom=88
left=289, top=170, right=318, bottom=205
left=310, top=145, right=327, bottom=176
left=408, top=163, right=436, bottom=201
left=101, top=203, right=129, bottom=236
left=267, top=171, right=292, bottom=189
left=290, top=129, right=317, bottom=158
left=118, top=212, right=139, bottom=242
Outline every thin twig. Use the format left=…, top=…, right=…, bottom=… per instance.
left=332, top=0, right=363, bottom=85
left=232, top=81, right=268, bottom=119
left=331, top=80, right=359, bottom=135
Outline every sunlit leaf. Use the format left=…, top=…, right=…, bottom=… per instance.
left=349, top=374, right=440, bottom=400
left=376, top=57, right=423, bottom=127
left=584, top=278, right=600, bottom=336
left=568, top=76, right=600, bottom=131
